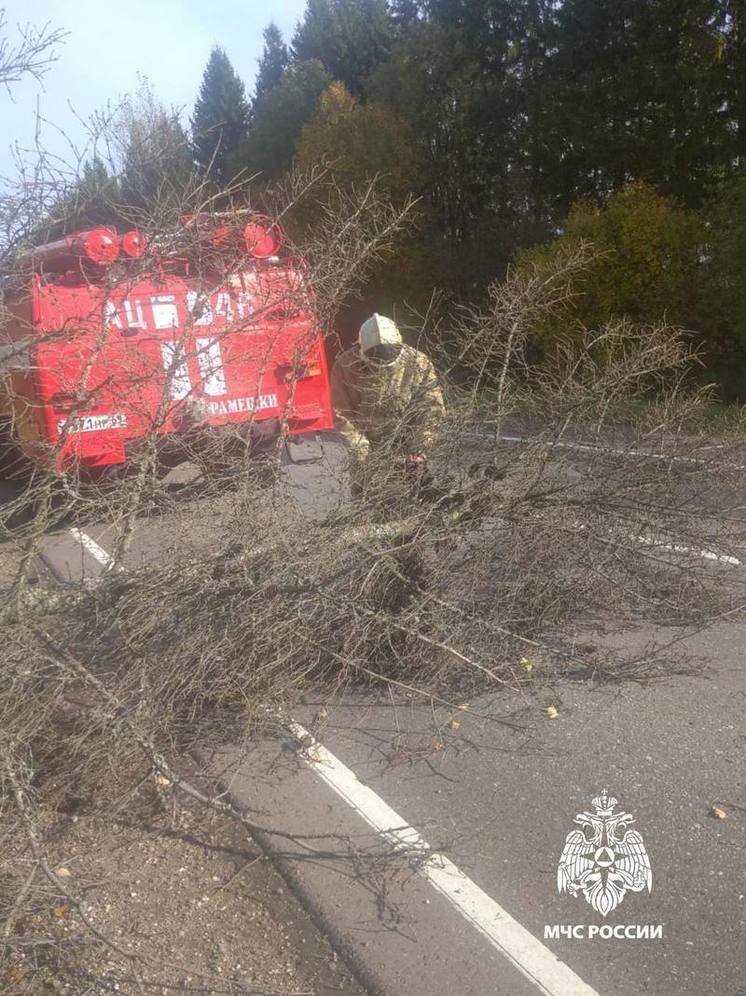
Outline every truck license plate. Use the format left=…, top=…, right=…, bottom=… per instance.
left=58, top=412, right=128, bottom=434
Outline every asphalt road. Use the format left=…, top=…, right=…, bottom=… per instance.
left=282, top=621, right=744, bottom=996
left=0, top=430, right=350, bottom=586
left=1, top=431, right=744, bottom=995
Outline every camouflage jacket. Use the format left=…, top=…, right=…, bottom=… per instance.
left=330, top=344, right=445, bottom=461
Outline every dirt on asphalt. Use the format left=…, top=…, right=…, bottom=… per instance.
left=2, top=799, right=366, bottom=995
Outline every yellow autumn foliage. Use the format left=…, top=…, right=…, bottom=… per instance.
left=517, top=183, right=704, bottom=349
left=296, top=82, right=420, bottom=202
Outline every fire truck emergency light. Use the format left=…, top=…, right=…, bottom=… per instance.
left=120, top=230, right=148, bottom=258
left=244, top=220, right=283, bottom=258
left=27, top=228, right=120, bottom=268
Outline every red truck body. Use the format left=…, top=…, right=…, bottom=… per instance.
left=0, top=222, right=335, bottom=473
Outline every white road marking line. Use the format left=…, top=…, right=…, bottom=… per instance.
left=466, top=429, right=746, bottom=469
left=467, top=432, right=744, bottom=568
left=545, top=439, right=714, bottom=465
left=288, top=721, right=599, bottom=996
left=69, top=528, right=115, bottom=570
left=559, top=520, right=740, bottom=566
left=633, top=534, right=741, bottom=566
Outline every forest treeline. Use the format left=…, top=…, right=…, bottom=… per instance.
left=41, top=1, right=746, bottom=397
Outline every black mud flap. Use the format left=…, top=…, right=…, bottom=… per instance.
left=284, top=431, right=325, bottom=465
left=279, top=430, right=351, bottom=521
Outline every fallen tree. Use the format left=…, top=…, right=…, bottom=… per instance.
left=2, top=143, right=746, bottom=990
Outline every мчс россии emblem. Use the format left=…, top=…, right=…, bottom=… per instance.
left=557, top=790, right=652, bottom=917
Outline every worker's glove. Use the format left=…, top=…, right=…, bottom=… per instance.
left=404, top=453, right=427, bottom=472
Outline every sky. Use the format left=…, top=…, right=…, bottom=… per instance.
left=0, top=0, right=307, bottom=178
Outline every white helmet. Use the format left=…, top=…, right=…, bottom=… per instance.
left=358, top=314, right=402, bottom=362
left=358, top=313, right=402, bottom=353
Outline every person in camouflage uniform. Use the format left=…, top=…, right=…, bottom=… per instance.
left=330, top=314, right=445, bottom=479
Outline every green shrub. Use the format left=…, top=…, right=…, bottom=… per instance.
left=517, top=183, right=704, bottom=354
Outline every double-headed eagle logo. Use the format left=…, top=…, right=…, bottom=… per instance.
left=557, top=790, right=652, bottom=917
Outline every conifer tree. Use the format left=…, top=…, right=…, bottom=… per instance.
left=235, top=60, right=332, bottom=180
left=254, top=23, right=289, bottom=103
left=538, top=0, right=727, bottom=212
left=390, top=0, right=421, bottom=27
left=291, top=0, right=393, bottom=98
left=191, top=47, right=250, bottom=185
left=119, top=79, right=192, bottom=211
left=42, top=157, right=121, bottom=240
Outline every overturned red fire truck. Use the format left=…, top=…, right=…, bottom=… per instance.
left=0, top=217, right=335, bottom=474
